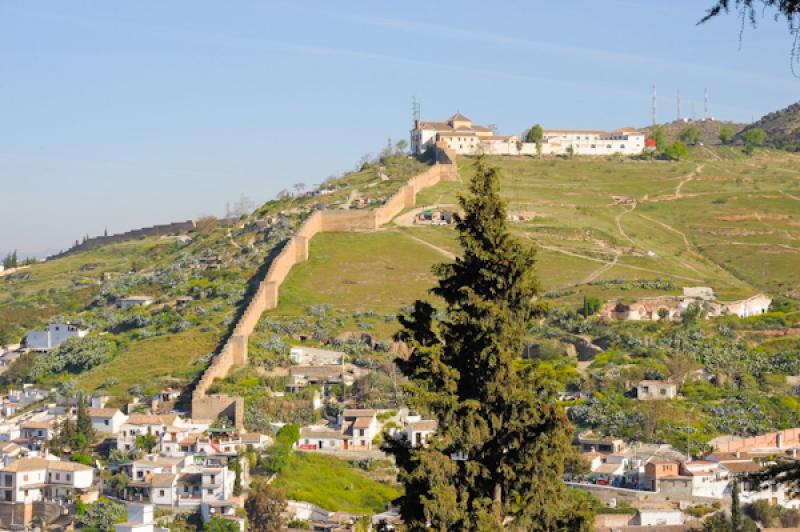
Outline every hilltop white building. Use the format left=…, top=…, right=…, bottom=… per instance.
left=25, top=322, right=89, bottom=351
left=410, top=113, right=646, bottom=157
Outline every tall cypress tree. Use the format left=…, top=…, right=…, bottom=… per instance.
left=387, top=158, right=580, bottom=530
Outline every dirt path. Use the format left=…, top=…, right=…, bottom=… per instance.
left=701, top=146, right=722, bottom=161
left=582, top=251, right=619, bottom=284
left=614, top=203, right=637, bottom=246
left=399, top=231, right=458, bottom=260
left=532, top=239, right=704, bottom=283
left=782, top=190, right=800, bottom=202
left=646, top=164, right=704, bottom=202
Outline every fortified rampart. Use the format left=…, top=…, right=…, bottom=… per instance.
left=712, top=427, right=800, bottom=453
left=48, top=219, right=199, bottom=259
left=191, top=143, right=458, bottom=422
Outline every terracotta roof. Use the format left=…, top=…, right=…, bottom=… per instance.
left=0, top=442, right=22, bottom=454
left=721, top=461, right=763, bottom=474
left=409, top=420, right=438, bottom=432
left=289, top=366, right=343, bottom=379
left=300, top=427, right=344, bottom=440
left=47, top=460, right=93, bottom=472
left=126, top=414, right=177, bottom=426
left=21, top=421, right=52, bottom=430
left=1, top=457, right=49, bottom=472
left=240, top=433, right=265, bottom=443
left=353, top=417, right=372, bottom=429
left=88, top=408, right=121, bottom=418
left=150, top=473, right=177, bottom=487
left=342, top=409, right=376, bottom=418
left=448, top=113, right=471, bottom=122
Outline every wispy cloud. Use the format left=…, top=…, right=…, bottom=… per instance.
left=289, top=6, right=799, bottom=92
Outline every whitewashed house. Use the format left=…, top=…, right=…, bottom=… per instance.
left=25, top=322, right=89, bottom=351
left=406, top=420, right=437, bottom=447
left=0, top=457, right=94, bottom=503
left=88, top=408, right=128, bottom=434
left=118, top=414, right=182, bottom=451
left=636, top=380, right=677, bottom=401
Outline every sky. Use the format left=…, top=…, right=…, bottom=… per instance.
left=1, top=1, right=799, bottom=257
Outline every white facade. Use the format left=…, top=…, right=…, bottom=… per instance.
left=637, top=510, right=684, bottom=526
left=89, top=408, right=128, bottom=434
left=406, top=420, right=437, bottom=447
left=0, top=457, right=94, bottom=503
left=25, top=322, right=89, bottom=351
left=539, top=129, right=645, bottom=156
left=636, top=381, right=677, bottom=401
left=289, top=346, right=345, bottom=366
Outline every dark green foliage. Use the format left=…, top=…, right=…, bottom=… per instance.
left=719, top=126, right=735, bottom=144
left=663, top=140, right=689, bottom=160
left=524, top=124, right=543, bottom=144
left=581, top=296, right=603, bottom=317
left=135, top=433, right=157, bottom=453
left=75, top=498, right=126, bottom=532
left=652, top=125, right=667, bottom=151
left=204, top=516, right=240, bottom=532
left=31, top=336, right=116, bottom=380
left=743, top=128, right=766, bottom=154
left=232, top=455, right=242, bottom=496
left=245, top=479, right=285, bottom=532
left=679, top=126, right=701, bottom=144
left=262, top=424, right=299, bottom=475
left=386, top=158, right=583, bottom=530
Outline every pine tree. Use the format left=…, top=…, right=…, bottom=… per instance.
left=386, top=158, right=580, bottom=530
left=731, top=478, right=741, bottom=531
left=76, top=393, right=94, bottom=441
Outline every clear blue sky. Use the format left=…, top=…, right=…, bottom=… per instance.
left=1, top=1, right=798, bottom=257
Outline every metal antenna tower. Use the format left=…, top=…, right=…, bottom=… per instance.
left=651, top=84, right=657, bottom=126
left=411, top=96, right=420, bottom=122
left=677, top=89, right=681, bottom=121
left=704, top=88, right=709, bottom=120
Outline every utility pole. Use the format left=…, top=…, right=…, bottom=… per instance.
left=651, top=83, right=657, bottom=126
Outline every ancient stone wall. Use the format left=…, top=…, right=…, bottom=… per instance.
left=192, top=143, right=457, bottom=420
left=712, top=427, right=800, bottom=453
left=48, top=220, right=199, bottom=259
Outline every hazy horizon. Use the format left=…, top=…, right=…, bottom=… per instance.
left=2, top=1, right=799, bottom=257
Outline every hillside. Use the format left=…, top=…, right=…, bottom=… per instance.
left=643, top=119, right=747, bottom=145
left=0, top=153, right=428, bottom=400
left=737, top=99, right=800, bottom=151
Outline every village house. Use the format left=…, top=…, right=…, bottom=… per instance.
left=89, top=407, right=128, bottom=434
left=115, top=503, right=168, bottom=532
left=0, top=457, right=94, bottom=503
left=405, top=420, right=437, bottom=447
left=117, top=414, right=182, bottom=451
left=340, top=409, right=378, bottom=450
left=288, top=365, right=352, bottom=397
left=297, top=427, right=345, bottom=451
left=2, top=385, right=49, bottom=416
left=577, top=432, right=627, bottom=454
left=19, top=420, right=55, bottom=449
left=636, top=380, right=677, bottom=401
left=539, top=128, right=646, bottom=156
left=118, top=295, right=155, bottom=310
left=24, top=322, right=89, bottom=352
left=289, top=346, right=345, bottom=366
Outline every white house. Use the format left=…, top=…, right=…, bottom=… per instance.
left=289, top=346, right=345, bottom=366
left=25, top=322, right=89, bottom=351
left=297, top=427, right=345, bottom=451
left=405, top=420, right=437, bottom=447
left=636, top=509, right=684, bottom=526
left=340, top=409, right=378, bottom=451
left=88, top=408, right=128, bottom=434
left=119, top=295, right=155, bottom=309
left=636, top=380, right=677, bottom=401
left=0, top=457, right=94, bottom=503
left=118, top=414, right=182, bottom=451
left=715, top=294, right=772, bottom=318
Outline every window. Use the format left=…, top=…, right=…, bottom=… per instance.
left=207, top=489, right=213, bottom=494
left=104, top=420, right=109, bottom=426
left=159, top=489, right=165, bottom=497
left=23, top=489, right=28, bottom=497
left=4, top=475, right=11, bottom=487
left=55, top=473, right=60, bottom=481
left=66, top=474, right=71, bottom=481
left=23, top=475, right=28, bottom=482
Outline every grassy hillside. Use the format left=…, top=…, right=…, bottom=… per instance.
left=0, top=153, right=429, bottom=402
left=270, top=147, right=800, bottom=319
left=737, top=100, right=800, bottom=152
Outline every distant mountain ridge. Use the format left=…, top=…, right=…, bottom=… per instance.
left=737, top=100, right=800, bottom=152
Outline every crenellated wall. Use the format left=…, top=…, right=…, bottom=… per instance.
left=192, top=143, right=458, bottom=419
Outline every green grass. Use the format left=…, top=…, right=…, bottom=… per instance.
left=272, top=452, right=401, bottom=515
left=76, top=330, right=217, bottom=398
left=269, top=231, right=444, bottom=316
left=259, top=147, right=800, bottom=324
